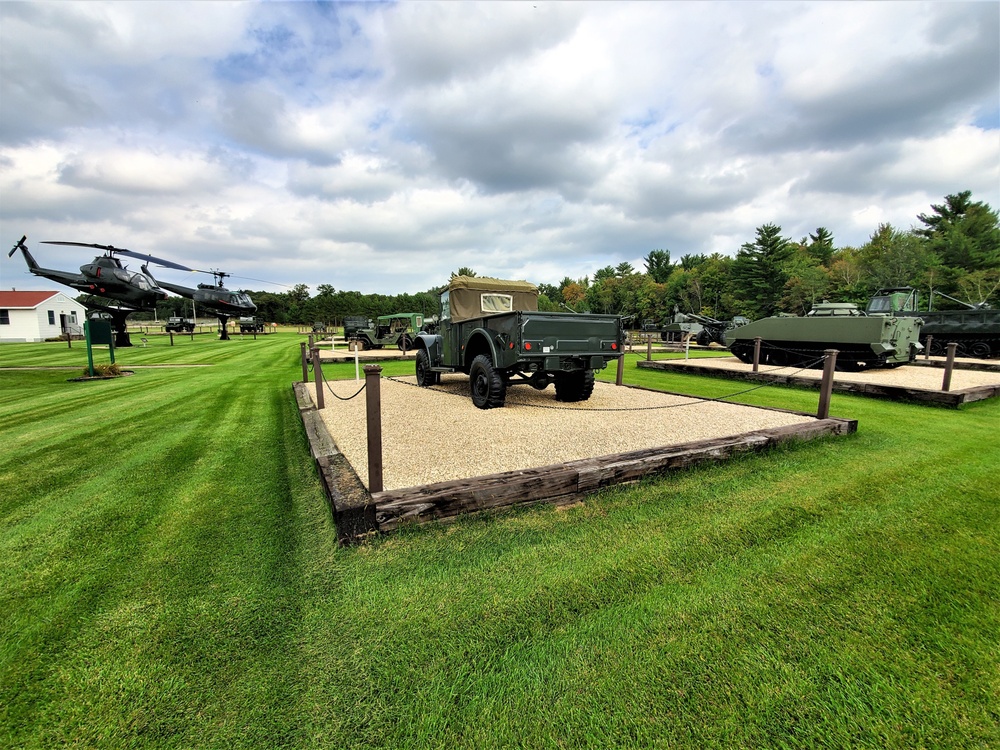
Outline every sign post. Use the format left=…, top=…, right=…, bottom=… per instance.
left=84, top=319, right=116, bottom=376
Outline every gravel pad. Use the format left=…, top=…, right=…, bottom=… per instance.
left=662, top=357, right=1000, bottom=390
left=306, top=375, right=814, bottom=491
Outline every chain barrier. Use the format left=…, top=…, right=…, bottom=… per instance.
left=320, top=368, right=367, bottom=401
left=384, top=352, right=829, bottom=412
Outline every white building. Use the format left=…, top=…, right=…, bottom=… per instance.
left=0, top=290, right=88, bottom=342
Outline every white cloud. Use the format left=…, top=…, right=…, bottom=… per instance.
left=1, top=0, right=997, bottom=296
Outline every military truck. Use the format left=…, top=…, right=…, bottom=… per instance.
left=343, top=315, right=370, bottom=340
left=414, top=276, right=624, bottom=408
left=238, top=316, right=265, bottom=333
left=353, top=313, right=424, bottom=351
left=164, top=316, right=195, bottom=333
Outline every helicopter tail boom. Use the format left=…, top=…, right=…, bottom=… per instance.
left=8, top=236, right=40, bottom=270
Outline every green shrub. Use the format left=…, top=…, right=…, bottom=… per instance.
left=84, top=363, right=122, bottom=377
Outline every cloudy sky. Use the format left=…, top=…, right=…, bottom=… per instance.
left=1, top=1, right=997, bottom=296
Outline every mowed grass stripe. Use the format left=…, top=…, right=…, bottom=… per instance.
left=2, top=333, right=998, bottom=749
left=2, top=335, right=316, bottom=747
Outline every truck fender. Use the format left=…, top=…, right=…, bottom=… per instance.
left=463, top=328, right=500, bottom=369
left=416, top=332, right=443, bottom=366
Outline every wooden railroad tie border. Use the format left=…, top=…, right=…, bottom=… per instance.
left=636, top=360, right=1000, bottom=407
left=294, top=382, right=857, bottom=544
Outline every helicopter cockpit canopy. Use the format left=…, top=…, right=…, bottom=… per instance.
left=231, top=292, right=254, bottom=307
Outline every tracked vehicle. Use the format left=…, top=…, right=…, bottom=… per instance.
left=725, top=302, right=922, bottom=371
left=867, top=287, right=1000, bottom=358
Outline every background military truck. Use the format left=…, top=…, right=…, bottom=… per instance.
left=238, top=317, right=265, bottom=333
left=164, top=316, right=195, bottom=333
left=353, top=313, right=424, bottom=351
left=343, top=315, right=371, bottom=340
left=414, top=276, right=624, bottom=409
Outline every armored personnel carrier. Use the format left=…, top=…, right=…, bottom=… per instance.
left=725, top=302, right=923, bottom=371
left=867, top=287, right=999, bottom=358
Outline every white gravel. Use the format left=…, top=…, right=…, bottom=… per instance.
left=305, top=374, right=814, bottom=491
left=661, top=356, right=1000, bottom=390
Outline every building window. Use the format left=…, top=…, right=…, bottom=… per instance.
left=70, top=311, right=78, bottom=324
left=48, top=310, right=56, bottom=325
left=0, top=310, right=9, bottom=325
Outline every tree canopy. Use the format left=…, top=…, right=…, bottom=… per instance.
left=125, top=191, right=998, bottom=326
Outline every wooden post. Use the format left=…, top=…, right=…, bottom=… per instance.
left=312, top=347, right=325, bottom=410
left=169, top=331, right=175, bottom=346
left=817, top=349, right=838, bottom=419
left=753, top=337, right=762, bottom=373
left=308, top=333, right=315, bottom=349
left=924, top=335, right=933, bottom=360
left=942, top=342, right=957, bottom=392
left=646, top=336, right=652, bottom=361
left=300, top=342, right=309, bottom=383
left=66, top=331, right=72, bottom=349
left=364, top=365, right=384, bottom=493
left=615, top=354, right=624, bottom=386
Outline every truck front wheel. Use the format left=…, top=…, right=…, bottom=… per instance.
left=554, top=370, right=595, bottom=402
left=415, top=349, right=440, bottom=387
left=469, top=354, right=506, bottom=409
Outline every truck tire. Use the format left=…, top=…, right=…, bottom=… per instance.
left=554, top=370, right=595, bottom=402
left=415, top=349, right=440, bottom=387
left=397, top=335, right=411, bottom=351
left=469, top=354, right=506, bottom=409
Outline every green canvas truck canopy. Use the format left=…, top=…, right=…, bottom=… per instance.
left=445, top=276, right=539, bottom=322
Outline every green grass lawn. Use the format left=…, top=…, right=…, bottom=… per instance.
left=2, top=335, right=997, bottom=749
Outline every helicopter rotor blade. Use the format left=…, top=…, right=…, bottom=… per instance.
left=7, top=235, right=27, bottom=258
left=42, top=241, right=123, bottom=251
left=117, top=249, right=192, bottom=272
left=41, top=241, right=193, bottom=272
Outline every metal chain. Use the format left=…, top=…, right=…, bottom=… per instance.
left=385, top=352, right=828, bottom=412
left=320, top=369, right=367, bottom=401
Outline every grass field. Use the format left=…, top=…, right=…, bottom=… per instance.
left=2, top=333, right=997, bottom=749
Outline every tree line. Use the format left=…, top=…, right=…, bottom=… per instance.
left=132, top=191, right=999, bottom=327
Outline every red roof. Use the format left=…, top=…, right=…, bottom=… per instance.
left=0, top=290, right=61, bottom=308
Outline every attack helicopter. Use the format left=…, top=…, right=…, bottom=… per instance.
left=7, top=236, right=189, bottom=347
left=143, top=267, right=257, bottom=340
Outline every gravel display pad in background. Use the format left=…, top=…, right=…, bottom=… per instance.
left=656, top=356, right=1000, bottom=390
left=305, top=375, right=814, bottom=491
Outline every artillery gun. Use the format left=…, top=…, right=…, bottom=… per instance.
left=653, top=308, right=749, bottom=345
left=725, top=302, right=922, bottom=371
left=867, top=287, right=999, bottom=358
